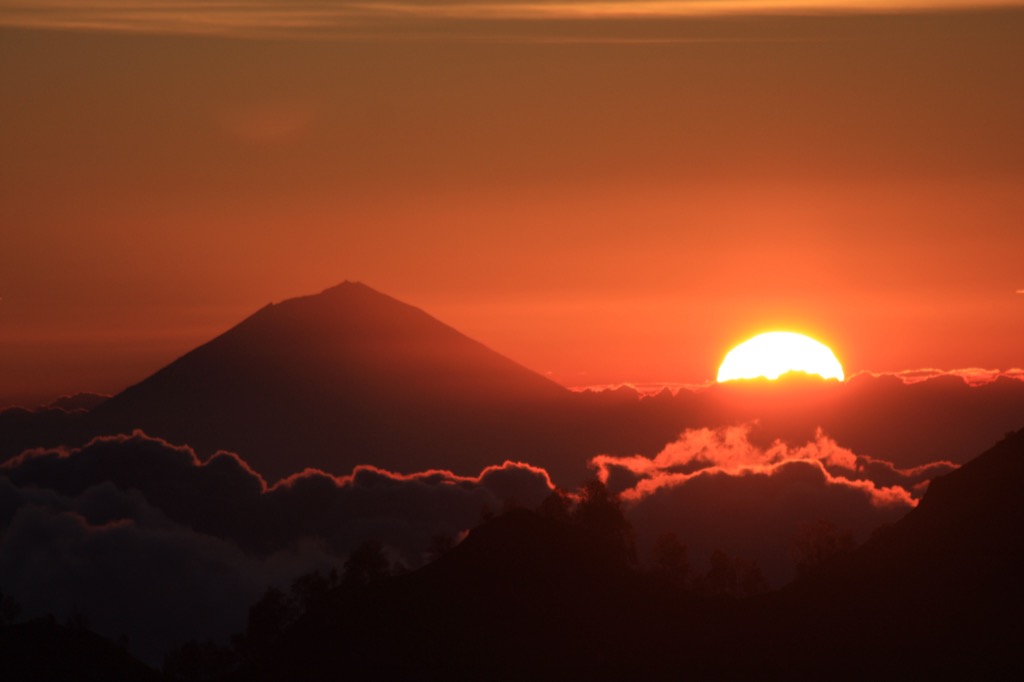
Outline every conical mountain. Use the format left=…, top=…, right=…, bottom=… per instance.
left=91, top=282, right=572, bottom=481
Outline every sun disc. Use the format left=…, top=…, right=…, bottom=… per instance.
left=717, top=332, right=844, bottom=383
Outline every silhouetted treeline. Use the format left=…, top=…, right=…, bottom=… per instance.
left=222, top=425, right=1024, bottom=680
left=0, top=614, right=160, bottom=682
left=205, top=480, right=793, bottom=680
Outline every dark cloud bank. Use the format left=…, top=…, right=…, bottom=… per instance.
left=0, top=433, right=553, bottom=663
left=596, top=425, right=957, bottom=583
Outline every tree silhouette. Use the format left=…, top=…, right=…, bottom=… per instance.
left=65, top=604, right=92, bottom=632
left=425, top=532, right=456, bottom=563
left=163, top=639, right=236, bottom=680
left=701, top=549, right=738, bottom=597
left=539, top=487, right=573, bottom=522
left=239, top=586, right=298, bottom=655
left=0, top=587, right=21, bottom=625
left=698, top=550, right=769, bottom=598
left=734, top=557, right=769, bottom=597
left=792, top=519, right=856, bottom=578
left=342, top=540, right=392, bottom=589
left=290, top=568, right=340, bottom=613
left=651, top=532, right=691, bottom=589
left=572, top=479, right=637, bottom=564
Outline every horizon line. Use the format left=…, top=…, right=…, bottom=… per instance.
left=570, top=367, right=1024, bottom=395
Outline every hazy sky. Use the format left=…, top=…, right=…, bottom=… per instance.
left=2, top=2, right=1023, bottom=403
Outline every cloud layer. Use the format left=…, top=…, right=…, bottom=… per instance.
left=0, top=420, right=972, bottom=659
left=3, top=431, right=554, bottom=558
left=592, top=425, right=956, bottom=584
left=0, top=432, right=553, bottom=662
left=0, top=476, right=335, bottom=664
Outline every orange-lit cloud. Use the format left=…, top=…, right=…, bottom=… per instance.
left=575, top=368, right=1024, bottom=394
left=591, top=424, right=951, bottom=508
left=852, top=367, right=1024, bottom=386
left=600, top=425, right=958, bottom=584
left=274, top=459, right=555, bottom=493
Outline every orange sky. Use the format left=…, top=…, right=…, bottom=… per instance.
left=2, top=3, right=1023, bottom=404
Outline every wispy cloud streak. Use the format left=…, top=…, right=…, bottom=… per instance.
left=2, top=1, right=1022, bottom=38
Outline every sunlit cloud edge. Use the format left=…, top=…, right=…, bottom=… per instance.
left=570, top=368, right=1024, bottom=395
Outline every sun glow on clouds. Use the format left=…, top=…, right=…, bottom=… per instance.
left=873, top=367, right=1024, bottom=386
left=2, top=0, right=1023, bottom=37
left=591, top=424, right=956, bottom=508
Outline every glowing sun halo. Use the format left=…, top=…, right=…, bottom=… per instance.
left=717, top=332, right=844, bottom=383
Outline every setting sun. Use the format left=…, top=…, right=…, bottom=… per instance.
left=717, top=332, right=844, bottom=383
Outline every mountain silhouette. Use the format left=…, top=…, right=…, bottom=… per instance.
left=90, top=282, right=575, bottom=481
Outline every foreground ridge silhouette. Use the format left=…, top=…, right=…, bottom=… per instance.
left=226, top=429, right=1024, bottom=680
left=0, top=617, right=160, bottom=682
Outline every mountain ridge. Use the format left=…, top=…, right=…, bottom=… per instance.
left=4, top=283, right=1024, bottom=485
